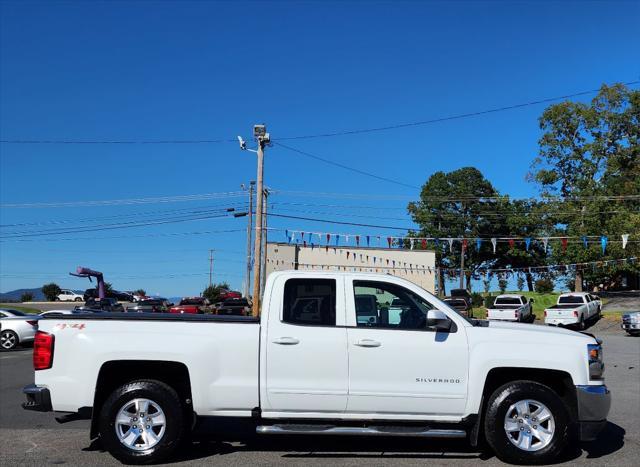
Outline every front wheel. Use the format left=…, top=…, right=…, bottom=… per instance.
left=1, top=330, right=19, bottom=350
left=484, top=380, right=570, bottom=464
left=98, top=379, right=185, bottom=464
left=75, top=297, right=82, bottom=302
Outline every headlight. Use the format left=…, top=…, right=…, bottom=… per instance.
left=588, top=341, right=604, bottom=380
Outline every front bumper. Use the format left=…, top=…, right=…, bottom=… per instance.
left=22, top=384, right=52, bottom=412
left=576, top=385, right=611, bottom=441
left=621, top=322, right=640, bottom=331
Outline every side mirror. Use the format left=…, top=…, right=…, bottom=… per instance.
left=427, top=309, right=452, bottom=332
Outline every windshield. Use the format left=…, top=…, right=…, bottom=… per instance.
left=3, top=309, right=27, bottom=316
left=558, top=295, right=586, bottom=304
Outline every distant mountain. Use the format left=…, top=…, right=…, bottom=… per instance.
left=0, top=287, right=83, bottom=302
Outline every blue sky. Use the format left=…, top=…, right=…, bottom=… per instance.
left=1, top=0, right=638, bottom=296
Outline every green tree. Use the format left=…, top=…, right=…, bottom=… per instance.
left=202, top=282, right=231, bottom=303
left=20, top=292, right=34, bottom=302
left=407, top=167, right=503, bottom=294
left=498, top=278, right=508, bottom=293
left=529, top=83, right=640, bottom=291
left=42, top=283, right=61, bottom=301
left=517, top=275, right=525, bottom=292
left=133, top=289, right=146, bottom=296
left=104, top=282, right=114, bottom=293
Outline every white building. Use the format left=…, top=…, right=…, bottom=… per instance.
left=266, top=242, right=437, bottom=293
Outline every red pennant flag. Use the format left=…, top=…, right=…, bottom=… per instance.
left=508, top=239, right=515, bottom=248
left=387, top=237, right=392, bottom=248
left=303, top=241, right=307, bottom=248
left=346, top=252, right=350, bottom=259
left=561, top=238, right=568, bottom=252
left=421, top=239, right=427, bottom=249
left=462, top=239, right=468, bottom=251
left=326, top=233, right=331, bottom=244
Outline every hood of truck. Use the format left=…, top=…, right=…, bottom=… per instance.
left=468, top=320, right=596, bottom=347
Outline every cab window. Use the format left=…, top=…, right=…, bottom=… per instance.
left=283, top=279, right=336, bottom=326
left=353, top=280, right=434, bottom=330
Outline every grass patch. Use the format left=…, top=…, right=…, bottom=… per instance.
left=0, top=304, right=41, bottom=314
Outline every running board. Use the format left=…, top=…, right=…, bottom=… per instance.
left=256, top=424, right=466, bottom=438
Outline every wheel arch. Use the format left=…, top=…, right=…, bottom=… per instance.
left=90, top=360, right=193, bottom=439
left=469, top=367, right=577, bottom=447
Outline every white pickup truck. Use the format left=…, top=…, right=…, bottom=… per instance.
left=23, top=271, right=610, bottom=465
left=486, top=294, right=534, bottom=322
left=544, top=292, right=601, bottom=330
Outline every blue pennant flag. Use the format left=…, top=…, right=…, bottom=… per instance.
left=601, top=236, right=608, bottom=254
left=476, top=238, right=482, bottom=251
left=366, top=236, right=370, bottom=246
left=525, top=237, right=531, bottom=251
left=582, top=236, right=588, bottom=248
left=335, top=234, right=340, bottom=245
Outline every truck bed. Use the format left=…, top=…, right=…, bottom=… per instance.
left=42, top=312, right=259, bottom=323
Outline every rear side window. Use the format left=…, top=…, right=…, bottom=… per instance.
left=283, top=279, right=336, bottom=326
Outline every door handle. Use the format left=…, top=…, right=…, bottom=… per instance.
left=355, top=339, right=381, bottom=348
left=272, top=337, right=300, bottom=345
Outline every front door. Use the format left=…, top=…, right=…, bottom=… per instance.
left=345, top=278, right=469, bottom=416
left=264, top=276, right=349, bottom=415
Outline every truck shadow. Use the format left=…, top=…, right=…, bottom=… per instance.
left=170, top=422, right=625, bottom=464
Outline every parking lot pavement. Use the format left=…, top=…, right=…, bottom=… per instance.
left=1, top=329, right=638, bottom=466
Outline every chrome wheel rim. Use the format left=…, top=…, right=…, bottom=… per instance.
left=504, top=399, right=555, bottom=452
left=1, top=332, right=16, bottom=349
left=115, top=398, right=166, bottom=451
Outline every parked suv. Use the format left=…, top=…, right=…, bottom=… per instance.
left=57, top=289, right=83, bottom=302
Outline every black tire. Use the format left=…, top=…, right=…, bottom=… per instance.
left=75, top=297, right=82, bottom=302
left=98, top=379, right=185, bottom=464
left=484, top=380, right=570, bottom=465
left=577, top=315, right=586, bottom=330
left=0, top=330, right=19, bottom=351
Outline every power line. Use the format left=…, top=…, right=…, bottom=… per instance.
left=0, top=191, right=248, bottom=208
left=0, top=228, right=245, bottom=243
left=273, top=142, right=418, bottom=189
left=3, top=81, right=637, bottom=145
left=275, top=80, right=640, bottom=140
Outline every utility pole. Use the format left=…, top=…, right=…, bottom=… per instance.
left=208, top=249, right=214, bottom=288
left=251, top=125, right=269, bottom=317
left=243, top=182, right=255, bottom=298
left=459, top=246, right=465, bottom=289
left=260, top=188, right=269, bottom=298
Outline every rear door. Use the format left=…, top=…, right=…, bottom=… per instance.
left=263, top=276, right=349, bottom=414
left=345, top=278, right=469, bottom=416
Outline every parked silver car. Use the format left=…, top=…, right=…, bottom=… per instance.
left=0, top=311, right=40, bottom=350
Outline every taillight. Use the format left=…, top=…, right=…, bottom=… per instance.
left=573, top=310, right=578, bottom=317
left=33, top=331, right=54, bottom=370
left=26, top=320, right=38, bottom=327
left=544, top=310, right=547, bottom=317
left=515, top=311, right=519, bottom=319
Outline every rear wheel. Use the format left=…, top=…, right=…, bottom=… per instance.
left=98, top=379, right=185, bottom=464
left=577, top=315, right=586, bottom=330
left=75, top=297, right=82, bottom=302
left=484, top=380, right=570, bottom=464
left=0, top=330, right=19, bottom=350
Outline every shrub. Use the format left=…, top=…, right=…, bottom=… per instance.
left=20, top=292, right=34, bottom=302
left=498, top=278, right=508, bottom=293
left=535, top=278, right=554, bottom=293
left=471, top=292, right=484, bottom=307
left=41, top=283, right=61, bottom=301
left=517, top=275, right=525, bottom=291
left=484, top=295, right=496, bottom=308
